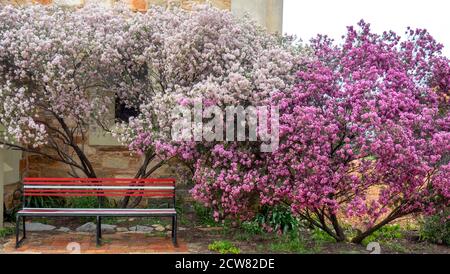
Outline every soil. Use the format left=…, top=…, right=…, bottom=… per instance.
left=1, top=215, right=449, bottom=254
left=181, top=226, right=450, bottom=254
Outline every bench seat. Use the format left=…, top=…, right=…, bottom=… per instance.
left=18, top=208, right=177, bottom=217
left=16, top=177, right=178, bottom=248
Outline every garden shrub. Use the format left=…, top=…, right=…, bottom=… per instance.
left=181, top=21, right=450, bottom=244
left=420, top=209, right=450, bottom=246
left=109, top=4, right=304, bottom=219
left=239, top=205, right=299, bottom=235
left=0, top=5, right=177, bottom=208
left=193, top=202, right=218, bottom=226
left=0, top=227, right=14, bottom=239
left=361, top=224, right=403, bottom=246
left=241, top=221, right=264, bottom=235
left=25, top=196, right=65, bottom=209
left=254, top=205, right=299, bottom=234
left=0, top=5, right=119, bottom=179
left=208, top=241, right=240, bottom=254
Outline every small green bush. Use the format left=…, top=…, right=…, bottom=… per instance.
left=241, top=220, right=264, bottom=235
left=254, top=205, right=299, bottom=234
left=311, top=228, right=336, bottom=243
left=25, top=196, right=65, bottom=208
left=420, top=209, right=450, bottom=246
left=193, top=202, right=217, bottom=226
left=208, top=241, right=240, bottom=254
left=0, top=227, right=15, bottom=238
left=362, top=224, right=403, bottom=246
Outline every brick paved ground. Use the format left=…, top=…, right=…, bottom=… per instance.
left=2, top=232, right=189, bottom=254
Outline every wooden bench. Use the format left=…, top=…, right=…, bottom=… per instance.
left=15, top=177, right=178, bottom=248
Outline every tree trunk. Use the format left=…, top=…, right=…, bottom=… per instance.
left=351, top=211, right=404, bottom=244
left=127, top=159, right=168, bottom=208
left=119, top=152, right=155, bottom=208
left=330, top=213, right=347, bottom=242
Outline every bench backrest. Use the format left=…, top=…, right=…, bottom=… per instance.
left=22, top=177, right=176, bottom=207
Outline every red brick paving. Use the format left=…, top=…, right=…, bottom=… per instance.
left=2, top=232, right=188, bottom=254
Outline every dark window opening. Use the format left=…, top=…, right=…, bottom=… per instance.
left=115, top=97, right=140, bottom=123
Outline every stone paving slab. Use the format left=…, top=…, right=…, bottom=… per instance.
left=2, top=232, right=188, bottom=254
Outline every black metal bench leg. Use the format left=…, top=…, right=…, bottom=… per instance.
left=15, top=215, right=26, bottom=249
left=171, top=216, right=175, bottom=238
left=15, top=215, right=20, bottom=248
left=96, top=216, right=102, bottom=246
left=172, top=215, right=178, bottom=247
left=22, top=216, right=26, bottom=239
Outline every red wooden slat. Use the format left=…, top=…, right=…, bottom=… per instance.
left=24, top=193, right=175, bottom=197
left=24, top=189, right=173, bottom=194
left=24, top=190, right=174, bottom=195
left=24, top=182, right=175, bottom=186
left=25, top=189, right=173, bottom=194
left=23, top=177, right=176, bottom=198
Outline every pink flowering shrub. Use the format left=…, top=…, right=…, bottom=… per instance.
left=189, top=21, right=450, bottom=243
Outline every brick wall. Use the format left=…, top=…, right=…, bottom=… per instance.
left=19, top=115, right=179, bottom=179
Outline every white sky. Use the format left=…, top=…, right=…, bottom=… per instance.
left=283, top=0, right=450, bottom=57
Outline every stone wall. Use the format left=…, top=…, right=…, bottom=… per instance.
left=231, top=0, right=283, bottom=33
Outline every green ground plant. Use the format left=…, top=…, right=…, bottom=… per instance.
left=420, top=209, right=450, bottom=246
left=254, top=205, right=299, bottom=234
left=361, top=224, right=403, bottom=246
left=193, top=202, right=218, bottom=226
left=241, top=220, right=264, bottom=235
left=25, top=196, right=65, bottom=208
left=311, top=227, right=337, bottom=244
left=269, top=231, right=312, bottom=254
left=175, top=196, right=189, bottom=226
left=383, top=242, right=408, bottom=253
left=0, top=227, right=14, bottom=238
left=208, top=241, right=240, bottom=254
